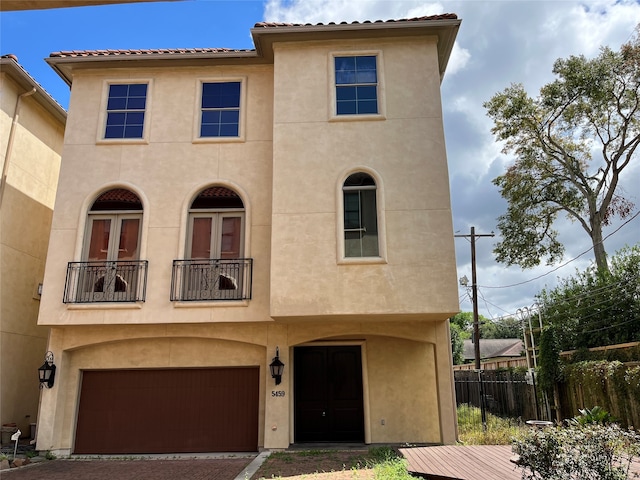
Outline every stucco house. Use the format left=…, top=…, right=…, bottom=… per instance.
left=0, top=55, right=65, bottom=440
left=36, top=15, right=461, bottom=455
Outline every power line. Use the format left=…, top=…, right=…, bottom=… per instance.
left=478, top=211, right=640, bottom=290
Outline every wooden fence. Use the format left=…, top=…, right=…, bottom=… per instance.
left=454, top=369, right=545, bottom=421
left=453, top=358, right=528, bottom=371
left=558, top=361, right=640, bottom=429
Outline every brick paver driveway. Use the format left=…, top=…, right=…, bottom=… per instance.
left=2, top=457, right=256, bottom=480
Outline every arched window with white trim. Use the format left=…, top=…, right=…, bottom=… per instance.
left=343, top=172, right=379, bottom=258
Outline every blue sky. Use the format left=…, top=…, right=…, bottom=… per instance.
left=2, top=0, right=639, bottom=321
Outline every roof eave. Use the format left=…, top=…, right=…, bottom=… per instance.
left=45, top=50, right=263, bottom=85
left=251, top=18, right=461, bottom=80
left=1, top=57, right=67, bottom=123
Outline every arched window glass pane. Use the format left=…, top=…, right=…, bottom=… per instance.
left=343, top=173, right=379, bottom=257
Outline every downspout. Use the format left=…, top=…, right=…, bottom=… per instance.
left=0, top=86, right=37, bottom=208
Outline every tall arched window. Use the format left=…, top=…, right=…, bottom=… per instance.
left=171, top=186, right=251, bottom=301
left=343, top=173, right=379, bottom=258
left=65, top=188, right=146, bottom=303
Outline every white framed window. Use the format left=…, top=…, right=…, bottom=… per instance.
left=343, top=173, right=379, bottom=257
left=337, top=170, right=387, bottom=264
left=330, top=52, right=385, bottom=121
left=193, top=77, right=247, bottom=143
left=97, top=80, right=152, bottom=144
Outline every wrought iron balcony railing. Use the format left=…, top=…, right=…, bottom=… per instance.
left=64, top=260, right=148, bottom=303
left=171, top=258, right=253, bottom=301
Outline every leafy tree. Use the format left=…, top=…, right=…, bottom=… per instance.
left=449, top=322, right=465, bottom=365
left=449, top=313, right=474, bottom=365
left=481, top=316, right=523, bottom=339
left=485, top=26, right=640, bottom=273
left=450, top=311, right=474, bottom=332
left=537, top=245, right=640, bottom=351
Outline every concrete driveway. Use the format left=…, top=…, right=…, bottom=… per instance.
left=1, top=455, right=261, bottom=480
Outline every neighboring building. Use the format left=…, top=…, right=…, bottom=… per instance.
left=0, top=0, right=177, bottom=11
left=462, top=338, right=525, bottom=364
left=0, top=55, right=65, bottom=439
left=36, top=15, right=461, bottom=455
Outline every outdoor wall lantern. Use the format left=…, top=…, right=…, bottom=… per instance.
left=269, top=347, right=285, bottom=385
left=38, top=351, right=56, bottom=389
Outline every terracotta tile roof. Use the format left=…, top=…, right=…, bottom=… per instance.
left=49, top=47, right=254, bottom=59
left=253, top=14, right=458, bottom=28
left=49, top=14, right=458, bottom=59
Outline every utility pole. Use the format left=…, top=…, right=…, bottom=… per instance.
left=455, top=226, right=494, bottom=431
left=455, top=226, right=494, bottom=369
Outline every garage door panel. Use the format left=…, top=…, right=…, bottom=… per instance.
left=74, top=367, right=259, bottom=454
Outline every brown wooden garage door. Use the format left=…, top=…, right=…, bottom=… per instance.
left=74, top=367, right=259, bottom=454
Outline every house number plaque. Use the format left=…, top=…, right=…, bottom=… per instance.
left=271, top=390, right=285, bottom=397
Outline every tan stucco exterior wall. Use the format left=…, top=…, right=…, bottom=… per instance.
left=270, top=37, right=458, bottom=319
left=0, top=71, right=63, bottom=436
left=35, top=25, right=459, bottom=454
left=36, top=320, right=455, bottom=453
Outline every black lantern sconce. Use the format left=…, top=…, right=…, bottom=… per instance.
left=269, top=347, right=285, bottom=385
left=38, top=351, right=56, bottom=389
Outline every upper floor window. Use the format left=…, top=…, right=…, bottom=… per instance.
left=64, top=188, right=148, bottom=303
left=187, top=186, right=244, bottom=259
left=200, top=82, right=241, bottom=137
left=343, top=173, right=379, bottom=257
left=85, top=189, right=143, bottom=263
left=335, top=56, right=378, bottom=115
left=170, top=186, right=252, bottom=302
left=104, top=84, right=148, bottom=139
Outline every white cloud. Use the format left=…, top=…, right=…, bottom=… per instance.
left=446, top=42, right=471, bottom=76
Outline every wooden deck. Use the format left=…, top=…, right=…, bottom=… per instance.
left=400, top=445, right=640, bottom=480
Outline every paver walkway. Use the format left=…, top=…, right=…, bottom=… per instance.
left=0, top=457, right=256, bottom=480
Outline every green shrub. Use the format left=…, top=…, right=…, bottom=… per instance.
left=568, top=406, right=616, bottom=426
left=367, top=445, right=399, bottom=464
left=512, top=423, right=640, bottom=479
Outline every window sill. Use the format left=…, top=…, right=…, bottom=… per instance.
left=66, top=302, right=144, bottom=310
left=96, top=138, right=149, bottom=145
left=329, top=113, right=386, bottom=123
left=192, top=136, right=245, bottom=144
left=338, top=256, right=387, bottom=265
left=173, top=300, right=250, bottom=308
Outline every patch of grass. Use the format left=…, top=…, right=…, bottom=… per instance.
left=252, top=446, right=422, bottom=479
left=372, top=458, right=420, bottom=479
left=366, top=446, right=398, bottom=464
left=457, top=404, right=527, bottom=445
left=266, top=451, right=295, bottom=463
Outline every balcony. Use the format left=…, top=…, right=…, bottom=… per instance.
left=64, top=260, right=148, bottom=303
left=171, top=258, right=253, bottom=301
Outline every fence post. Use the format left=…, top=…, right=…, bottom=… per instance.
left=478, top=369, right=487, bottom=431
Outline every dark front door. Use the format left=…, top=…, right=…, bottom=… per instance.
left=294, top=346, right=364, bottom=442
